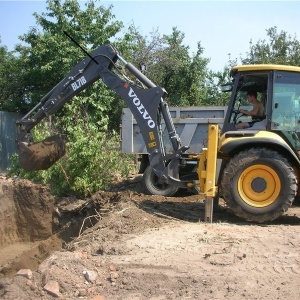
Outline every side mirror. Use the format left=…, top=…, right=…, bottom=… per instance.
left=220, top=82, right=233, bottom=92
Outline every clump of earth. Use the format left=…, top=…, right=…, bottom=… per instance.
left=1, top=174, right=300, bottom=300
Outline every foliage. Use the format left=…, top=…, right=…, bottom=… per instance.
left=10, top=119, right=134, bottom=197
left=156, top=30, right=210, bottom=106
left=0, top=43, right=28, bottom=112
left=242, top=26, right=300, bottom=66
left=119, top=25, right=212, bottom=106
left=200, top=68, right=232, bottom=106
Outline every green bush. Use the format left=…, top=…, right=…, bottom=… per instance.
left=10, top=120, right=135, bottom=197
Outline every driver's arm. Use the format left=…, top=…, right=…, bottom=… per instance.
left=240, top=103, right=259, bottom=116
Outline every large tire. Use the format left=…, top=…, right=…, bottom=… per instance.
left=143, top=166, right=178, bottom=196
left=221, top=148, right=297, bottom=223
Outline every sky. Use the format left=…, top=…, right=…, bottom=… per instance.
left=0, top=0, right=300, bottom=72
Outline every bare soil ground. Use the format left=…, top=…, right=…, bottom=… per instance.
left=1, top=174, right=300, bottom=299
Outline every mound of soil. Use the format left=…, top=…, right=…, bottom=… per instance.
left=1, top=174, right=300, bottom=299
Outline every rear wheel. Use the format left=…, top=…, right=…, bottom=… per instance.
left=221, top=148, right=297, bottom=222
left=143, top=166, right=178, bottom=196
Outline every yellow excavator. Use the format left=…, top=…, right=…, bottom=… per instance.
left=15, top=40, right=300, bottom=223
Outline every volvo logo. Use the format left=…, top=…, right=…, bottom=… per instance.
left=128, top=87, right=155, bottom=128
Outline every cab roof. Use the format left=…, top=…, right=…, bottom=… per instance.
left=232, top=64, right=300, bottom=73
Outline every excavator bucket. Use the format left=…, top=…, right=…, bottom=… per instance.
left=18, top=135, right=66, bottom=171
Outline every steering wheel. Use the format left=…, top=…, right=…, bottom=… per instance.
left=232, top=108, right=245, bottom=125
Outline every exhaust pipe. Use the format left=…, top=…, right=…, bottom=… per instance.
left=18, top=135, right=66, bottom=171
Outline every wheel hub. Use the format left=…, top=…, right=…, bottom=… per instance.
left=238, top=164, right=281, bottom=207
left=251, top=177, right=267, bottom=193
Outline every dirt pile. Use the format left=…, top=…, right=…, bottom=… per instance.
left=1, top=175, right=300, bottom=299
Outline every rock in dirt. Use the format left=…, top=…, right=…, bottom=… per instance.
left=15, top=269, right=32, bottom=279
left=43, top=280, right=61, bottom=298
left=83, top=270, right=98, bottom=283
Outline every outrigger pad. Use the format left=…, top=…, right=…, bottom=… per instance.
left=18, top=135, right=66, bottom=171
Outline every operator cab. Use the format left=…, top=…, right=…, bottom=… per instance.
left=221, top=65, right=300, bottom=155
left=221, top=67, right=268, bottom=132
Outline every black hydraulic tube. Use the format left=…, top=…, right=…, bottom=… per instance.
left=160, top=102, right=180, bottom=151
left=126, top=63, right=156, bottom=88
left=117, top=54, right=156, bottom=88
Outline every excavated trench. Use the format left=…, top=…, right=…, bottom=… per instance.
left=0, top=175, right=103, bottom=278
left=0, top=176, right=57, bottom=278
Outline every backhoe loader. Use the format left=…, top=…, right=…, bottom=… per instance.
left=16, top=42, right=300, bottom=223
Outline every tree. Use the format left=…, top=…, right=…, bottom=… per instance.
left=0, top=40, right=28, bottom=112
left=201, top=68, right=232, bottom=106
left=119, top=26, right=211, bottom=106
left=242, top=26, right=300, bottom=66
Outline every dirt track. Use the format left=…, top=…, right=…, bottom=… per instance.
left=1, top=175, right=300, bottom=299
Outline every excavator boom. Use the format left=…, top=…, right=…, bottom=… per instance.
left=16, top=45, right=118, bottom=170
